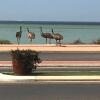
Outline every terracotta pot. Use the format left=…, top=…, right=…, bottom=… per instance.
left=10, top=50, right=41, bottom=75
left=12, top=60, right=33, bottom=75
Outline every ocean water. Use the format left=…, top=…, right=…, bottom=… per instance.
left=0, top=23, right=100, bottom=44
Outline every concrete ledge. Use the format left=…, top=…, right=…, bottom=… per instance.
left=1, top=73, right=100, bottom=82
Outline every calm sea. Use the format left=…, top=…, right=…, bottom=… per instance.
left=0, top=22, right=100, bottom=44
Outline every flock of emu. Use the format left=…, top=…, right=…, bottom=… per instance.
left=16, top=26, right=63, bottom=45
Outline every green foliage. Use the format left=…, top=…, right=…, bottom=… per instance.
left=3, top=71, right=100, bottom=76
left=0, top=39, right=12, bottom=44
left=72, top=39, right=84, bottom=44
left=11, top=49, right=41, bottom=63
left=93, top=39, right=100, bottom=44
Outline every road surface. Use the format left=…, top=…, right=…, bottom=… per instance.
left=1, top=52, right=100, bottom=61
left=0, top=83, right=100, bottom=100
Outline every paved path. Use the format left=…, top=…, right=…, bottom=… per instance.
left=0, top=73, right=100, bottom=84
left=1, top=61, right=100, bottom=67
left=1, top=44, right=100, bottom=52
left=0, top=84, right=100, bottom=100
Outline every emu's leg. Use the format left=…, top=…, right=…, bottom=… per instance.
left=49, top=38, right=51, bottom=44
left=16, top=38, right=19, bottom=49
left=59, top=40, right=60, bottom=43
left=46, top=38, right=47, bottom=44
left=59, top=40, right=61, bottom=46
left=30, top=39, right=32, bottom=44
left=18, top=38, right=20, bottom=45
left=56, top=40, right=57, bottom=46
left=17, top=38, right=19, bottom=45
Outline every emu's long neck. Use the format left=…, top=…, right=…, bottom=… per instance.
left=40, top=27, right=43, bottom=34
left=27, top=28, right=29, bottom=33
left=20, top=26, right=22, bottom=33
left=52, top=29, right=54, bottom=34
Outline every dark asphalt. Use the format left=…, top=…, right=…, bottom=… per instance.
left=0, top=83, right=100, bottom=100
left=1, top=52, right=100, bottom=61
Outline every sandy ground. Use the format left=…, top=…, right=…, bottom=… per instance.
left=0, top=44, right=100, bottom=52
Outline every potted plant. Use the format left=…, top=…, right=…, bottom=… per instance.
left=10, top=49, right=41, bottom=75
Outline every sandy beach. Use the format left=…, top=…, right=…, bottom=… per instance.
left=0, top=44, right=100, bottom=52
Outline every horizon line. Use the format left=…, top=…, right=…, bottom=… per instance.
left=0, top=20, right=100, bottom=25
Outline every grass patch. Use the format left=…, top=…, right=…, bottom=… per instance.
left=33, top=71, right=100, bottom=76
left=3, top=71, right=100, bottom=76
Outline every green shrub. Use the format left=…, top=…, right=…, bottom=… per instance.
left=93, top=39, right=100, bottom=44
left=72, top=39, right=84, bottom=44
left=0, top=39, right=12, bottom=44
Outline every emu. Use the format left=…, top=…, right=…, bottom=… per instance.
left=40, top=27, right=53, bottom=44
left=16, top=26, right=22, bottom=44
left=52, top=29, right=63, bottom=46
left=27, top=27, right=35, bottom=43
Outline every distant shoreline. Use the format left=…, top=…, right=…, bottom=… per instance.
left=0, top=20, right=100, bottom=25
